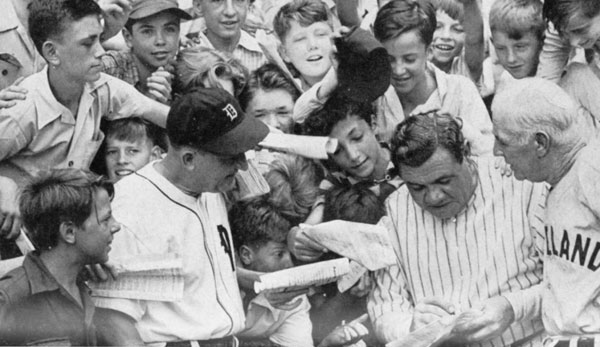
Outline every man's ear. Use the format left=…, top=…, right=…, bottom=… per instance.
left=122, top=28, right=134, bottom=49
left=239, top=245, right=254, bottom=266
left=534, top=131, right=550, bottom=157
left=150, top=145, right=164, bottom=161
left=59, top=221, right=77, bottom=245
left=42, top=40, right=60, bottom=67
left=181, top=149, right=196, bottom=170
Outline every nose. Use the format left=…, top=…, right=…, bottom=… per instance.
left=493, top=140, right=503, bottom=156
left=263, top=113, right=280, bottom=130
left=156, top=29, right=166, bottom=45
left=116, top=149, right=128, bottom=165
left=223, top=0, right=236, bottom=16
left=391, top=60, right=406, bottom=77
left=94, top=40, right=105, bottom=59
left=506, top=47, right=517, bottom=64
left=235, top=154, right=248, bottom=171
left=110, top=220, right=121, bottom=234
left=281, top=252, right=294, bottom=269
left=439, top=25, right=451, bottom=39
left=307, top=33, right=318, bottom=50
left=346, top=144, right=362, bottom=162
left=424, top=186, right=446, bottom=206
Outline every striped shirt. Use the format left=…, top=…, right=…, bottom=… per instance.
left=367, top=156, right=548, bottom=347
left=189, top=30, right=268, bottom=73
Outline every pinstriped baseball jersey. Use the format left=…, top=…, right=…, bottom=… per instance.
left=368, top=156, right=548, bottom=347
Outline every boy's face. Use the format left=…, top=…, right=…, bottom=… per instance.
left=199, top=0, right=248, bottom=41
left=430, top=10, right=465, bottom=66
left=382, top=29, right=429, bottom=96
left=246, top=88, right=295, bottom=133
left=281, top=20, right=333, bottom=85
left=491, top=30, right=542, bottom=79
left=124, top=12, right=181, bottom=70
left=105, top=136, right=158, bottom=182
left=52, top=15, right=105, bottom=83
left=246, top=241, right=293, bottom=273
left=75, top=188, right=120, bottom=264
left=563, top=10, right=600, bottom=50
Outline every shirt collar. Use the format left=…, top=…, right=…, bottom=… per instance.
left=430, top=62, right=449, bottom=99
left=199, top=30, right=263, bottom=53
left=22, top=252, right=62, bottom=295
left=33, top=67, right=109, bottom=129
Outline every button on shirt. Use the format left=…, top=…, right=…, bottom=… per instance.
left=0, top=67, right=165, bottom=174
left=0, top=253, right=97, bottom=346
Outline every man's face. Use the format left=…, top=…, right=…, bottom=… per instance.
left=382, top=29, right=429, bottom=96
left=430, top=10, right=465, bottom=66
left=105, top=136, right=158, bottom=182
left=491, top=30, right=542, bottom=79
left=493, top=118, right=544, bottom=182
left=400, top=148, right=475, bottom=219
left=190, top=149, right=248, bottom=193
left=329, top=115, right=382, bottom=180
left=124, top=12, right=181, bottom=70
left=199, top=0, right=248, bottom=41
left=75, top=188, right=120, bottom=264
left=53, top=15, right=105, bottom=83
left=246, top=241, right=293, bottom=273
left=246, top=89, right=295, bottom=133
left=281, top=20, right=333, bottom=85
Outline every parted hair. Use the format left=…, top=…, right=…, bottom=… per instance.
left=543, top=0, right=600, bottom=35
left=273, top=0, right=333, bottom=41
left=238, top=63, right=301, bottom=111
left=20, top=169, right=114, bottom=251
left=323, top=182, right=385, bottom=224
left=490, top=0, right=545, bottom=41
left=300, top=94, right=375, bottom=138
left=105, top=117, right=167, bottom=152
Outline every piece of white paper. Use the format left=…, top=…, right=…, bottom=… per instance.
left=0, top=256, right=24, bottom=277
left=385, top=316, right=456, bottom=347
left=254, top=258, right=350, bottom=294
left=337, top=260, right=368, bottom=293
left=258, top=133, right=338, bottom=160
left=301, top=220, right=396, bottom=271
left=90, top=253, right=184, bottom=302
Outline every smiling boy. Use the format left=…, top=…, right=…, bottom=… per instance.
left=102, top=0, right=191, bottom=104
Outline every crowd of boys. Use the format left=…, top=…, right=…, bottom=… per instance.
left=0, top=0, right=600, bottom=346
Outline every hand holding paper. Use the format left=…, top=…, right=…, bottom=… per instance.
left=450, top=296, right=515, bottom=343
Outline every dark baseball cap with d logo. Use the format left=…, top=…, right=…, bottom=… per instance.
left=167, top=88, right=269, bottom=155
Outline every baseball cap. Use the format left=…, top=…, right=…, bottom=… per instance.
left=167, top=88, right=269, bottom=156
left=334, top=27, right=391, bottom=103
left=129, top=0, right=192, bottom=20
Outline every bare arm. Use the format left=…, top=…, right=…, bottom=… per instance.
left=459, top=0, right=484, bottom=82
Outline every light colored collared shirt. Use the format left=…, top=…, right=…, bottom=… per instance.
left=0, top=67, right=168, bottom=174
left=192, top=30, right=268, bottom=73
left=0, top=0, right=45, bottom=78
left=367, top=156, right=548, bottom=347
left=240, top=293, right=313, bottom=347
left=94, top=163, right=246, bottom=344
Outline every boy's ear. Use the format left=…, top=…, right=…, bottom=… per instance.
left=150, top=145, right=164, bottom=161
left=193, top=0, right=204, bottom=17
left=59, top=221, right=77, bottom=245
left=122, top=28, right=134, bottom=49
left=239, top=245, right=254, bottom=266
left=42, top=40, right=60, bottom=67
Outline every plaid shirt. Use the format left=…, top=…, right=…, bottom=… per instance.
left=101, top=50, right=141, bottom=90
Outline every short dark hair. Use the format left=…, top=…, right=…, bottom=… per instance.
left=239, top=63, right=301, bottom=111
left=273, top=0, right=333, bottom=41
left=264, top=155, right=321, bottom=226
left=20, top=169, right=114, bottom=251
left=29, top=0, right=102, bottom=55
left=105, top=117, right=168, bottom=152
left=300, top=94, right=375, bottom=137
left=543, top=0, right=600, bottom=35
left=391, top=112, right=466, bottom=171
left=323, top=182, right=385, bottom=224
left=229, top=197, right=291, bottom=253
left=374, top=0, right=437, bottom=45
